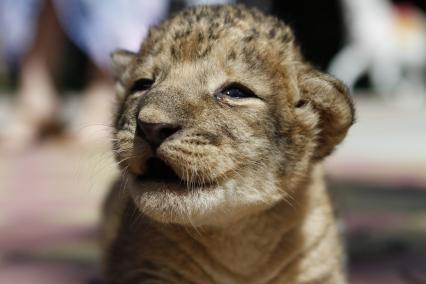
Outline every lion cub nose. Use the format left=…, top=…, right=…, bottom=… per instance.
left=137, top=121, right=181, bottom=150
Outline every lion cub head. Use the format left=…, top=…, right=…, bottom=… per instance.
left=111, top=5, right=354, bottom=226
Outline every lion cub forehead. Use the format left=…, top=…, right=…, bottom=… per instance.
left=138, top=5, right=297, bottom=65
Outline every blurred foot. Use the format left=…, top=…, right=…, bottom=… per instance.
left=0, top=59, right=64, bottom=150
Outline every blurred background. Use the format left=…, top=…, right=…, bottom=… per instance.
left=0, top=0, right=425, bottom=283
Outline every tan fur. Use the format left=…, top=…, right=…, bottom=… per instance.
left=104, top=5, right=354, bottom=284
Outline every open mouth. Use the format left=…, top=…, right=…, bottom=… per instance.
left=136, top=157, right=182, bottom=184
left=135, top=157, right=215, bottom=189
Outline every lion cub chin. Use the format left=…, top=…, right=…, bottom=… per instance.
left=102, top=4, right=354, bottom=284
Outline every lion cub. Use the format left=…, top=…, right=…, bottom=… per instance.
left=103, top=4, right=354, bottom=284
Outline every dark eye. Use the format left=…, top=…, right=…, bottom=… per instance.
left=221, top=83, right=257, bottom=99
left=129, top=78, right=154, bottom=93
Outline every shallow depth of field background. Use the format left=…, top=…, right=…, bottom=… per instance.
left=0, top=0, right=425, bottom=283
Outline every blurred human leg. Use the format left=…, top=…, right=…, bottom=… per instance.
left=2, top=0, right=65, bottom=147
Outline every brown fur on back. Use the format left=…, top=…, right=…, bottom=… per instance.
left=104, top=5, right=354, bottom=284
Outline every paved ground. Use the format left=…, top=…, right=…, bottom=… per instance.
left=0, top=95, right=425, bottom=283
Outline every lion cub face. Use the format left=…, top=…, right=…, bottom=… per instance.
left=111, top=5, right=354, bottom=226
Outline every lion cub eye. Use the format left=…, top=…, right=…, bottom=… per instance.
left=221, top=83, right=258, bottom=99
left=129, top=78, right=154, bottom=93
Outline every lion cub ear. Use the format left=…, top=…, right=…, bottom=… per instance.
left=297, top=64, right=355, bottom=160
left=110, top=49, right=136, bottom=80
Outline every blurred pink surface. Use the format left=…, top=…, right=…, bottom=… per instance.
left=0, top=139, right=116, bottom=284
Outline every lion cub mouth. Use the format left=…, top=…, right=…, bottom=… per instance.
left=137, top=157, right=182, bottom=184
left=135, top=157, right=214, bottom=189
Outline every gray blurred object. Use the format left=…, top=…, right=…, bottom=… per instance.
left=329, top=0, right=426, bottom=106
left=0, top=38, right=6, bottom=84
left=173, top=0, right=271, bottom=13
left=185, top=0, right=236, bottom=5
left=171, top=0, right=235, bottom=14
left=237, top=0, right=272, bottom=13
left=186, top=0, right=272, bottom=12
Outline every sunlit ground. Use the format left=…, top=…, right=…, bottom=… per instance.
left=0, top=93, right=425, bottom=283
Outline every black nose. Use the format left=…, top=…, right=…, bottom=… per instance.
left=137, top=121, right=180, bottom=150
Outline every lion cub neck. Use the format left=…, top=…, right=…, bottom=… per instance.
left=129, top=165, right=345, bottom=283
